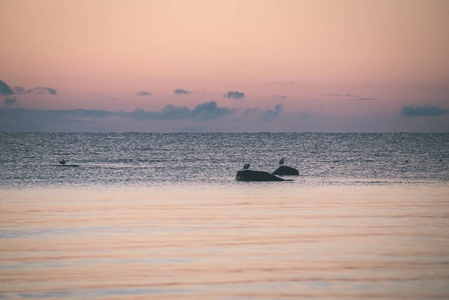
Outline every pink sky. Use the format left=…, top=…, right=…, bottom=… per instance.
left=1, top=0, right=448, bottom=132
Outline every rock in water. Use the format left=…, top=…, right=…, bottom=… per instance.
left=272, top=166, right=299, bottom=175
left=236, top=170, right=284, bottom=181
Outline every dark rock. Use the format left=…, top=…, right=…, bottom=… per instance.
left=236, top=170, right=284, bottom=181
left=272, top=165, right=299, bottom=175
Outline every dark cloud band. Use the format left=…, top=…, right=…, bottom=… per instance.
left=0, top=80, right=14, bottom=96
left=401, top=105, right=449, bottom=118
left=4, top=97, right=17, bottom=107
left=0, top=101, right=235, bottom=123
left=0, top=80, right=57, bottom=96
left=260, top=104, right=283, bottom=121
left=174, top=89, right=191, bottom=95
left=224, top=91, right=245, bottom=99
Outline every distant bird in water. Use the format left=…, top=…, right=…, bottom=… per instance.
left=243, top=163, right=250, bottom=170
left=279, top=157, right=284, bottom=165
left=59, top=159, right=67, bottom=165
left=405, top=160, right=409, bottom=163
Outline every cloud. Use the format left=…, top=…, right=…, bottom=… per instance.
left=129, top=105, right=190, bottom=120
left=0, top=101, right=321, bottom=132
left=4, top=97, right=17, bottom=107
left=224, top=91, right=245, bottom=99
left=174, top=88, right=191, bottom=95
left=9, top=85, right=58, bottom=95
left=46, top=88, right=57, bottom=95
left=316, top=93, right=377, bottom=101
left=241, top=104, right=285, bottom=121
left=136, top=91, right=152, bottom=96
left=400, top=104, right=449, bottom=118
left=190, top=101, right=235, bottom=120
left=260, top=104, right=283, bottom=121
left=13, top=87, right=26, bottom=94
left=0, top=108, right=113, bottom=131
left=0, top=108, right=114, bottom=124
left=0, top=101, right=235, bottom=125
left=0, top=80, right=14, bottom=96
left=244, top=107, right=259, bottom=116
left=318, top=93, right=358, bottom=97
left=274, top=94, right=287, bottom=100
left=33, top=87, right=58, bottom=95
left=129, top=101, right=235, bottom=121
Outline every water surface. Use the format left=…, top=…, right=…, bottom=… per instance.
left=1, top=133, right=448, bottom=299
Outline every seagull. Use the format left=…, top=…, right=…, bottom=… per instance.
left=279, top=157, right=284, bottom=165
left=243, top=163, right=250, bottom=170
left=59, top=159, right=66, bottom=165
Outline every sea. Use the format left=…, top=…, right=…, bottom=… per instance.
left=1, top=132, right=448, bottom=299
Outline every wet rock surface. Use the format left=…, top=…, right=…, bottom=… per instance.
left=236, top=170, right=284, bottom=181
left=272, top=166, right=299, bottom=175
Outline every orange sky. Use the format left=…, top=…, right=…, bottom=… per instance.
left=1, top=0, right=449, bottom=132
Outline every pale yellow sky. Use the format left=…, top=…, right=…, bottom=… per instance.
left=1, top=0, right=448, bottom=131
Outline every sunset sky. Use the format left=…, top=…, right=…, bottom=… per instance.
left=1, top=0, right=449, bottom=132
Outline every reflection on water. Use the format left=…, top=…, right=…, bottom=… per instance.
left=1, top=184, right=449, bottom=299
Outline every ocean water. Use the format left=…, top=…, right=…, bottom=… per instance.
left=1, top=133, right=449, bottom=299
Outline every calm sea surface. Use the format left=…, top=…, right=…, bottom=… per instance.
left=1, top=133, right=449, bottom=299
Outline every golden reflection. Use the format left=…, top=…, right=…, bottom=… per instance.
left=1, top=184, right=449, bottom=298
